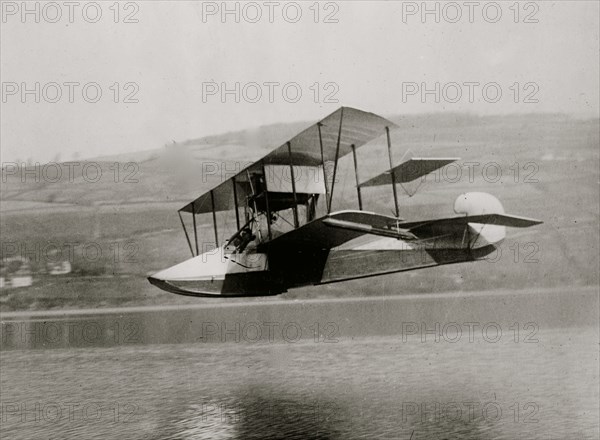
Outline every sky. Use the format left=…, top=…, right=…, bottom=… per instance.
left=1, top=0, right=599, bottom=163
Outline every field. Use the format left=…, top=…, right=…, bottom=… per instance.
left=1, top=113, right=598, bottom=311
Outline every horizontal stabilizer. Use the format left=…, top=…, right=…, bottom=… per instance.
left=399, top=213, right=543, bottom=231
left=359, top=158, right=460, bottom=187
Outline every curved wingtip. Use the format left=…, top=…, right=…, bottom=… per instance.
left=500, top=214, right=543, bottom=227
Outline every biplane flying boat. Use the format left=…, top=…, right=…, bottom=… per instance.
left=148, top=107, right=542, bottom=297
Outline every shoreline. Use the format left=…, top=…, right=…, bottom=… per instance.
left=1, top=285, right=596, bottom=319
left=1, top=286, right=597, bottom=351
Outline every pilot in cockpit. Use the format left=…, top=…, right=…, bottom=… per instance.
left=228, top=227, right=256, bottom=253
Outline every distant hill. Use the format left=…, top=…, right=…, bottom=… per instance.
left=1, top=112, right=598, bottom=311
left=1, top=112, right=594, bottom=207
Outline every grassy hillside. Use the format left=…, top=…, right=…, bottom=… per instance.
left=1, top=113, right=598, bottom=311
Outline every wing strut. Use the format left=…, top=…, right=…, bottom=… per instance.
left=351, top=144, right=363, bottom=210
left=386, top=126, right=399, bottom=218
left=192, top=201, right=199, bottom=256
left=328, top=107, right=344, bottom=213
left=317, top=122, right=330, bottom=213
left=261, top=161, right=273, bottom=240
left=287, top=141, right=300, bottom=228
left=178, top=211, right=194, bottom=257
left=232, top=177, right=240, bottom=230
left=210, top=190, right=219, bottom=247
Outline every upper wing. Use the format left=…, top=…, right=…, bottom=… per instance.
left=180, top=107, right=397, bottom=214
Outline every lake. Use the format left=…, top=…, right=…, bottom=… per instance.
left=1, top=287, right=598, bottom=439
